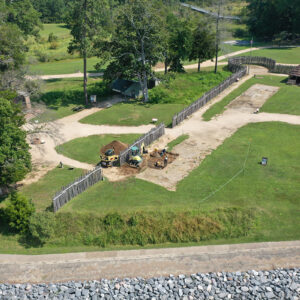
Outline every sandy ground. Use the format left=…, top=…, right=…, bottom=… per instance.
left=136, top=84, right=281, bottom=190
left=0, top=240, right=299, bottom=283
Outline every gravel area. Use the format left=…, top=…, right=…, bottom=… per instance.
left=1, top=268, right=299, bottom=299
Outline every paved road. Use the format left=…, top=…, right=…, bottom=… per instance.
left=0, top=241, right=299, bottom=283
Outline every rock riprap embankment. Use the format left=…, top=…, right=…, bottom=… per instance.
left=0, top=268, right=299, bottom=299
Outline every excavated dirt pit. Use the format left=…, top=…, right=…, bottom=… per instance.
left=147, top=151, right=179, bottom=169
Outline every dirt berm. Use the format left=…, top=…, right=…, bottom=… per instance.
left=100, top=140, right=128, bottom=155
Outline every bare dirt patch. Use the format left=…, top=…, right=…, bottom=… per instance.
left=227, top=84, right=279, bottom=112
left=100, top=140, right=128, bottom=155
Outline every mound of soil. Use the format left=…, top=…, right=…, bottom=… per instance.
left=100, top=140, right=128, bottom=155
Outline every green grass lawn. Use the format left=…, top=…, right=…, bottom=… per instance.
left=0, top=122, right=299, bottom=253
left=21, top=166, right=85, bottom=212
left=80, top=69, right=232, bottom=126
left=202, top=75, right=300, bottom=121
left=31, top=77, right=111, bottom=123
left=167, top=134, right=189, bottom=151
left=61, top=122, right=300, bottom=238
left=29, top=57, right=102, bottom=75
left=230, top=47, right=300, bottom=64
left=56, top=134, right=141, bottom=165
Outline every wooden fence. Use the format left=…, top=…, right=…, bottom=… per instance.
left=228, top=56, right=295, bottom=74
left=172, top=55, right=297, bottom=128
left=119, top=123, right=165, bottom=165
left=52, top=167, right=103, bottom=212
left=172, top=65, right=247, bottom=127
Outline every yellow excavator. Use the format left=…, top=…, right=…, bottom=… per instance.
left=100, top=148, right=119, bottom=167
left=128, top=143, right=147, bottom=168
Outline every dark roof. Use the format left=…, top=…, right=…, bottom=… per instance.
left=289, top=65, right=300, bottom=77
left=112, top=79, right=133, bottom=93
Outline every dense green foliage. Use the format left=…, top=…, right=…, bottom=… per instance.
left=5, top=193, right=35, bottom=233
left=30, top=0, right=67, bottom=23
left=246, top=0, right=300, bottom=40
left=31, top=77, right=111, bottom=123
left=50, top=209, right=256, bottom=248
left=28, top=212, right=55, bottom=245
left=56, top=134, right=142, bottom=165
left=189, top=22, right=215, bottom=72
left=203, top=75, right=300, bottom=121
left=0, top=95, right=31, bottom=186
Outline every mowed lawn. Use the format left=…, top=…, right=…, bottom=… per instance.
left=56, top=134, right=141, bottom=165
left=203, top=75, right=300, bottom=121
left=62, top=122, right=300, bottom=242
left=30, top=57, right=101, bottom=75
left=31, top=77, right=111, bottom=123
left=232, top=47, right=300, bottom=64
left=80, top=69, right=232, bottom=126
left=0, top=122, right=299, bottom=253
left=21, top=167, right=85, bottom=212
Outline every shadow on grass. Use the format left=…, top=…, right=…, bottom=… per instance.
left=280, top=78, right=289, bottom=84
left=33, top=80, right=112, bottom=110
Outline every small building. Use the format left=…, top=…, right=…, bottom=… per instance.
left=112, top=79, right=143, bottom=99
left=287, top=65, right=300, bottom=86
left=14, top=91, right=32, bottom=110
left=112, top=78, right=160, bottom=99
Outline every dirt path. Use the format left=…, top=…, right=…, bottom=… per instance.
left=137, top=84, right=285, bottom=190
left=0, top=240, right=299, bottom=283
left=22, top=66, right=296, bottom=187
left=22, top=109, right=155, bottom=185
left=31, top=46, right=299, bottom=80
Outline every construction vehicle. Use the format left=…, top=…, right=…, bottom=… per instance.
left=100, top=149, right=119, bottom=167
left=128, top=146, right=143, bottom=167
left=128, top=143, right=148, bottom=167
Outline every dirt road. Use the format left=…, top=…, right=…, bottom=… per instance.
left=30, top=46, right=296, bottom=80
left=1, top=240, right=299, bottom=283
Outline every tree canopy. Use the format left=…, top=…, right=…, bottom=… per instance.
left=0, top=92, right=31, bottom=187
left=98, top=0, right=164, bottom=102
left=246, top=0, right=300, bottom=40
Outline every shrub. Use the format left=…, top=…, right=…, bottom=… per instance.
left=103, top=212, right=124, bottom=227
left=48, top=32, right=58, bottom=43
left=49, top=42, right=59, bottom=50
left=5, top=192, right=35, bottom=233
left=28, top=212, right=55, bottom=245
left=34, top=50, right=50, bottom=62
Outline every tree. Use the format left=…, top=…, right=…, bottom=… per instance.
left=5, top=0, right=41, bottom=37
left=28, top=212, right=55, bottom=245
left=189, top=22, right=215, bottom=72
left=0, top=24, right=26, bottom=72
left=5, top=192, right=35, bottom=233
left=0, top=94, right=31, bottom=188
left=31, top=0, right=66, bottom=23
left=166, top=13, right=192, bottom=73
left=98, top=0, right=164, bottom=102
left=67, top=0, right=110, bottom=105
left=246, top=0, right=300, bottom=40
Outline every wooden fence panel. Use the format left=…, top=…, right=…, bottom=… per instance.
left=171, top=65, right=247, bottom=127
left=52, top=167, right=103, bottom=212
left=119, top=123, right=165, bottom=165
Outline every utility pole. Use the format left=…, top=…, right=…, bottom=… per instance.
left=214, top=0, right=221, bottom=74
left=83, top=0, right=88, bottom=105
